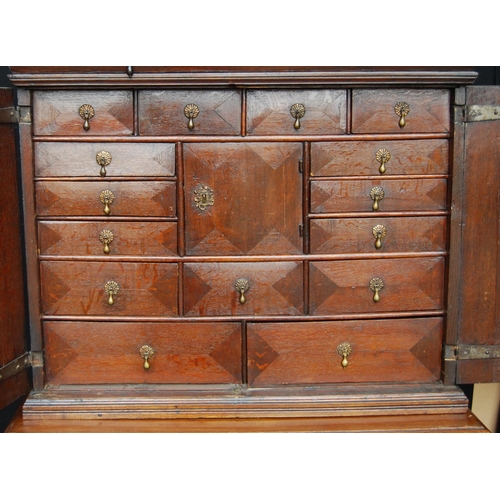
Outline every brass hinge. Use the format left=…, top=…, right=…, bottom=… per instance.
left=0, top=106, right=19, bottom=124
left=444, top=344, right=500, bottom=361
left=465, top=105, right=500, bottom=122
left=0, top=351, right=42, bottom=382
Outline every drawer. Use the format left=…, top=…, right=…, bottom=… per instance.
left=310, top=178, right=447, bottom=213
left=184, top=142, right=303, bottom=256
left=35, top=142, right=176, bottom=178
left=38, top=221, right=178, bottom=257
left=139, top=90, right=241, bottom=135
left=351, top=89, right=450, bottom=134
left=246, top=89, right=347, bottom=135
left=33, top=91, right=134, bottom=136
left=247, top=317, right=443, bottom=385
left=40, top=262, right=178, bottom=316
left=36, top=180, right=176, bottom=217
left=184, top=262, right=303, bottom=316
left=310, top=216, right=447, bottom=254
left=309, top=257, right=445, bottom=315
left=311, top=139, right=448, bottom=177
left=44, top=321, right=242, bottom=385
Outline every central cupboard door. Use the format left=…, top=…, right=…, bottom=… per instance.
left=183, top=143, right=303, bottom=256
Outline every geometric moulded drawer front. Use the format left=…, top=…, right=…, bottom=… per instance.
left=33, top=90, right=134, bottom=136
left=44, top=321, right=242, bottom=385
left=247, top=317, right=443, bottom=385
left=309, top=257, right=445, bottom=315
left=36, top=180, right=177, bottom=217
left=40, top=261, right=178, bottom=317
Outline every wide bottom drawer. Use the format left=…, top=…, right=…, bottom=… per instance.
left=247, top=317, right=443, bottom=386
left=44, top=321, right=242, bottom=385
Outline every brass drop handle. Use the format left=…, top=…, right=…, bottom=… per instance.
left=372, top=225, right=387, bottom=250
left=394, top=101, right=410, bottom=129
left=104, top=280, right=119, bottom=306
left=369, top=277, right=384, bottom=302
left=99, top=229, right=114, bottom=254
left=184, top=103, right=200, bottom=131
left=79, top=104, right=95, bottom=131
left=375, top=148, right=391, bottom=174
left=370, top=186, right=385, bottom=211
left=139, top=345, right=155, bottom=370
left=337, top=342, right=352, bottom=369
left=99, top=190, right=114, bottom=215
left=290, top=103, right=306, bottom=130
left=96, top=151, right=112, bottom=177
left=235, top=278, right=250, bottom=305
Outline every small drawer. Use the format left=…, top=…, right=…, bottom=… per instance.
left=40, top=261, right=178, bottom=317
left=33, top=91, right=134, bottom=136
left=36, top=180, right=176, bottom=217
left=246, top=89, right=347, bottom=135
left=310, top=178, right=447, bottom=213
left=44, top=321, right=242, bottom=385
left=309, top=257, right=445, bottom=315
left=184, top=261, right=303, bottom=316
left=139, top=90, right=242, bottom=135
left=38, top=221, right=178, bottom=257
left=35, top=143, right=176, bottom=178
left=351, top=89, right=450, bottom=134
left=311, top=139, right=449, bottom=177
left=310, top=216, right=447, bottom=254
left=247, top=317, right=443, bottom=385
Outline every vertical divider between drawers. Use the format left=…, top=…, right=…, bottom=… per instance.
left=133, top=89, right=139, bottom=136
left=241, top=89, right=247, bottom=136
left=241, top=320, right=248, bottom=385
left=303, top=141, right=311, bottom=315
left=346, top=88, right=352, bottom=134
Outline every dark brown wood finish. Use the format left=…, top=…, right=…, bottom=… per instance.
left=35, top=142, right=176, bottom=177
left=36, top=180, right=176, bottom=217
left=0, top=88, right=31, bottom=409
left=311, top=139, right=449, bottom=177
left=246, top=89, right=347, bottom=135
left=33, top=90, right=134, bottom=136
left=40, top=262, right=178, bottom=316
left=351, top=89, right=451, bottom=134
left=183, top=142, right=303, bottom=255
left=310, top=178, right=448, bottom=213
left=139, top=90, right=242, bottom=135
left=44, top=321, right=242, bottom=384
left=247, top=318, right=443, bottom=385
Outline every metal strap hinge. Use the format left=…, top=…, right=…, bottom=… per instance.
left=465, top=105, right=500, bottom=122
left=444, top=344, right=500, bottom=361
left=0, top=106, right=19, bottom=124
left=0, top=352, right=42, bottom=382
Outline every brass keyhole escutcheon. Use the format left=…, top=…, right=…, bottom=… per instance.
left=99, top=190, right=115, bottom=215
left=337, top=342, right=352, bottom=369
left=235, top=278, right=250, bottom=305
left=375, top=148, right=391, bottom=174
left=194, top=185, right=214, bottom=211
left=104, top=280, right=119, bottom=306
left=370, top=186, right=385, bottom=211
left=394, top=101, right=410, bottom=129
left=372, top=225, right=387, bottom=250
left=79, top=104, right=95, bottom=131
left=184, top=103, right=200, bottom=131
left=99, top=229, right=114, bottom=254
left=290, top=103, right=306, bottom=130
left=139, top=345, right=155, bottom=370
left=369, top=277, right=384, bottom=302
left=96, top=151, right=112, bottom=177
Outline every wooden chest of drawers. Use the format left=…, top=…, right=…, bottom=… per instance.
left=8, top=66, right=499, bottom=422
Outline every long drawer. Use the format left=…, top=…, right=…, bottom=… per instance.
left=44, top=321, right=242, bottom=385
left=247, top=317, right=443, bottom=385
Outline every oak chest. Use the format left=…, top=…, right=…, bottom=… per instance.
left=6, top=66, right=500, bottom=423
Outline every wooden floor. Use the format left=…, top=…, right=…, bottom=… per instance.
left=6, top=408, right=488, bottom=433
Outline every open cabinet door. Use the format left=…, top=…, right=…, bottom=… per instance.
left=0, top=88, right=31, bottom=413
left=447, top=85, right=500, bottom=383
